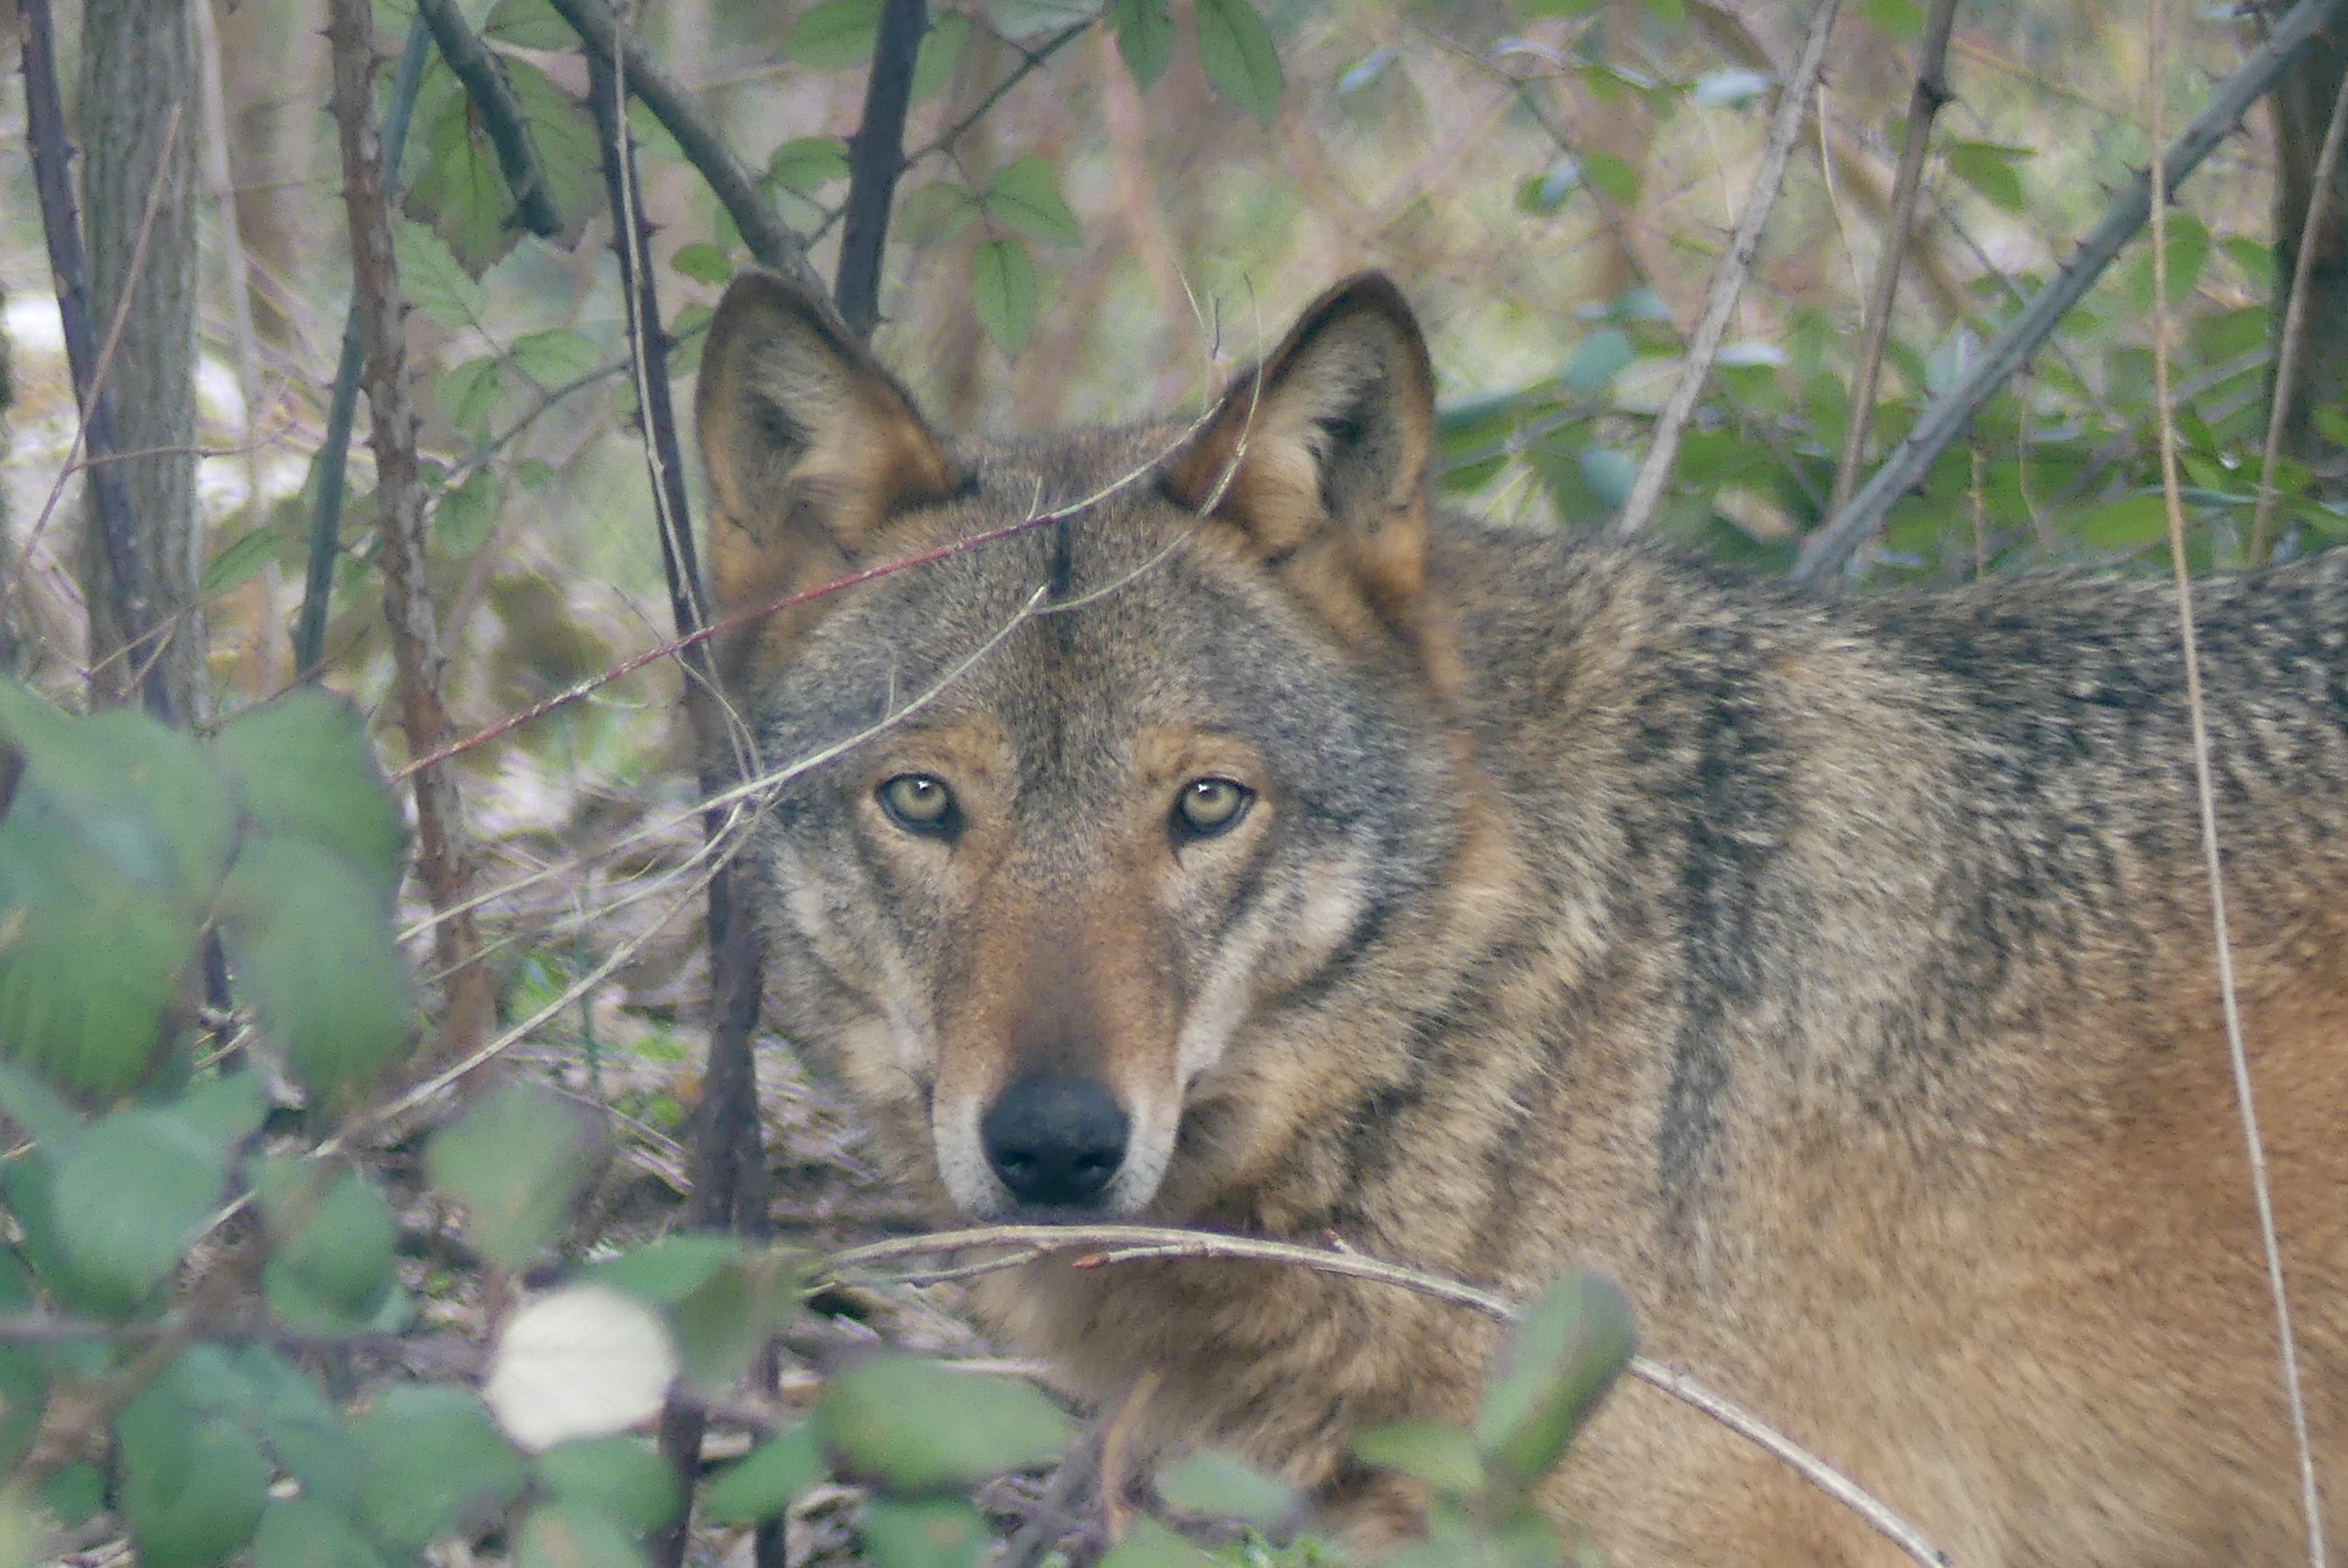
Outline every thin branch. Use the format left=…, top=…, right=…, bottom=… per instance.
left=1791, top=0, right=2348, bottom=586
left=586, top=43, right=774, bottom=1565
left=1612, top=0, right=1845, bottom=536
left=816, top=1225, right=1949, bottom=1568
left=414, top=0, right=563, bottom=237
left=1823, top=0, right=1961, bottom=520
left=294, top=15, right=432, bottom=679
left=2145, top=7, right=2327, bottom=1565
left=326, top=0, right=495, bottom=1063
left=836, top=0, right=927, bottom=337
left=541, top=0, right=829, bottom=297
left=807, top=24, right=1088, bottom=248
left=2251, top=66, right=2348, bottom=561
left=17, top=0, right=174, bottom=718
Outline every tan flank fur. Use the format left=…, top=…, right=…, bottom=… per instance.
left=694, top=271, right=2348, bottom=1565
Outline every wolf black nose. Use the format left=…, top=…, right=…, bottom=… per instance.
left=981, top=1075, right=1128, bottom=1209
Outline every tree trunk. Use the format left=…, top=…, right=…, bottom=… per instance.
left=2269, top=17, right=2348, bottom=484
left=79, top=0, right=204, bottom=716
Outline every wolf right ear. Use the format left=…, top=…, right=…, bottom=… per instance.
left=695, top=272, right=964, bottom=620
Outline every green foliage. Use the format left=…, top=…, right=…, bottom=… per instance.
left=425, top=1079, right=602, bottom=1270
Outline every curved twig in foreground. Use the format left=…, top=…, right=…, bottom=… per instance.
left=818, top=1224, right=1951, bottom=1568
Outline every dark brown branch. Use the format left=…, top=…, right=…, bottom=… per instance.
left=1823, top=0, right=1961, bottom=520
left=1791, top=0, right=2348, bottom=585
left=586, top=48, right=774, bottom=1568
left=413, top=0, right=562, bottom=237
left=543, top=0, right=828, bottom=297
left=17, top=0, right=172, bottom=720
left=836, top=0, right=928, bottom=337
left=325, top=0, right=494, bottom=1063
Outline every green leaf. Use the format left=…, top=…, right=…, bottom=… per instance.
left=667, top=1251, right=800, bottom=1389
left=860, top=1497, right=990, bottom=1568
left=252, top=1159, right=399, bottom=1328
left=1582, top=150, right=1640, bottom=204
left=436, top=469, right=500, bottom=557
left=1194, top=0, right=1282, bottom=125
left=816, top=1356, right=1070, bottom=1489
left=785, top=0, right=880, bottom=66
left=913, top=12, right=969, bottom=102
left=701, top=1425, right=824, bottom=1526
left=483, top=0, right=571, bottom=47
left=1354, top=1418, right=1485, bottom=1496
left=1094, top=1518, right=1218, bottom=1568
left=218, top=835, right=415, bottom=1101
left=203, top=525, right=284, bottom=597
left=2075, top=492, right=2170, bottom=552
left=511, top=328, right=604, bottom=389
left=56, top=1110, right=227, bottom=1310
left=982, top=0, right=1101, bottom=38
left=437, top=356, right=504, bottom=440
left=1109, top=0, right=1173, bottom=90
left=970, top=238, right=1040, bottom=355
left=769, top=136, right=851, bottom=193
left=117, top=1380, right=271, bottom=1568
left=1944, top=140, right=2029, bottom=215
left=353, top=1386, right=528, bottom=1550
left=581, top=1233, right=741, bottom=1304
left=210, top=690, right=405, bottom=902
left=393, top=218, right=487, bottom=328
left=252, top=1497, right=392, bottom=1568
left=536, top=1437, right=683, bottom=1533
left=232, top=1345, right=367, bottom=1508
left=1472, top=1270, right=1634, bottom=1493
left=504, top=60, right=602, bottom=219
left=1155, top=1451, right=1296, bottom=1529
left=425, top=1080, right=601, bottom=1270
left=670, top=242, right=737, bottom=286
left=982, top=156, right=1082, bottom=247
left=515, top=1501, right=649, bottom=1568
left=1561, top=329, right=1634, bottom=396
left=41, top=1462, right=105, bottom=1528
left=901, top=181, right=979, bottom=245
left=1857, top=0, right=1923, bottom=40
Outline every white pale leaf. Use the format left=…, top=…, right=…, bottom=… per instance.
left=484, top=1286, right=680, bottom=1452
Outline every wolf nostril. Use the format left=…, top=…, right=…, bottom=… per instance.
left=980, top=1075, right=1128, bottom=1209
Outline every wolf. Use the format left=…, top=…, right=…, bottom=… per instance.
left=693, top=269, right=2348, bottom=1565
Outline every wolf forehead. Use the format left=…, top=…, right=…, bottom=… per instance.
left=743, top=489, right=1421, bottom=799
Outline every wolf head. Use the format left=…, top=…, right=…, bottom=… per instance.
left=695, top=274, right=1489, bottom=1222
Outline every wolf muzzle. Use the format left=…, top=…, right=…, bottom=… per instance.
left=980, top=1074, right=1129, bottom=1209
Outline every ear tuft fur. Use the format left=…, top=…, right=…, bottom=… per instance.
left=695, top=272, right=963, bottom=621
left=1167, top=274, right=1436, bottom=635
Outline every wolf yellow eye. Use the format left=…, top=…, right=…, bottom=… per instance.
left=1172, top=778, right=1252, bottom=839
left=878, top=774, right=958, bottom=835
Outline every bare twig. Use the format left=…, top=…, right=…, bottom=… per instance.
left=17, top=0, right=174, bottom=718
left=1612, top=0, right=1845, bottom=536
left=326, top=0, right=494, bottom=1063
left=1823, top=0, right=1962, bottom=520
left=817, top=1225, right=1948, bottom=1568
left=836, top=0, right=927, bottom=337
left=294, top=15, right=432, bottom=679
left=1791, top=0, right=2348, bottom=585
left=586, top=42, right=773, bottom=1564
left=414, top=0, right=563, bottom=237
left=2145, top=9, right=2327, bottom=1565
left=2251, top=66, right=2348, bottom=561
left=542, top=0, right=829, bottom=297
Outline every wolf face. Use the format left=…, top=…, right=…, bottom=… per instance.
left=695, top=273, right=1480, bottom=1223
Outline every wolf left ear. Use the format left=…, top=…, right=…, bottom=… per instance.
left=1166, top=274, right=1436, bottom=636
left=695, top=271, right=964, bottom=624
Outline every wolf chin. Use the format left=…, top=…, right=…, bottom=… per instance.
left=694, top=270, right=2348, bottom=1565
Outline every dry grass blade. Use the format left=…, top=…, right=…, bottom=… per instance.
left=819, top=1224, right=1949, bottom=1568
left=2145, top=5, right=2328, bottom=1564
